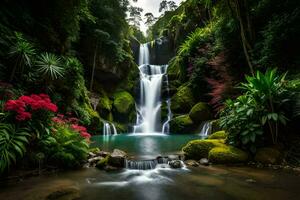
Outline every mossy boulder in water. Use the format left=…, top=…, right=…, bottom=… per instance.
left=171, top=85, right=195, bottom=113
left=169, top=115, right=194, bottom=133
left=254, top=147, right=282, bottom=164
left=182, top=139, right=225, bottom=160
left=189, top=102, right=212, bottom=123
left=208, top=146, right=248, bottom=164
left=208, top=131, right=228, bottom=139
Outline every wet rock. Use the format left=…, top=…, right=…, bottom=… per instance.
left=88, top=152, right=96, bottom=158
left=184, top=160, right=200, bottom=167
left=182, top=139, right=226, bottom=160
left=168, top=155, right=180, bottom=161
left=171, top=85, right=195, bottom=113
left=169, top=115, right=195, bottom=134
left=254, top=147, right=282, bottom=165
left=246, top=179, right=257, bottom=183
left=208, top=131, right=228, bottom=140
left=108, top=149, right=127, bottom=168
left=88, top=156, right=104, bottom=164
left=104, top=165, right=121, bottom=172
left=96, top=156, right=109, bottom=169
left=189, top=102, right=213, bottom=123
left=208, top=146, right=248, bottom=164
left=169, top=160, right=183, bottom=168
left=199, top=158, right=210, bottom=166
left=46, top=186, right=80, bottom=200
left=98, top=151, right=110, bottom=158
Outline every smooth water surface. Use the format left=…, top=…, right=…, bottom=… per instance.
left=1, top=166, right=300, bottom=200
left=91, top=134, right=201, bottom=158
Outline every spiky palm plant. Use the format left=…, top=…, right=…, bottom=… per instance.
left=36, top=53, right=64, bottom=81
left=9, top=32, right=36, bottom=82
left=0, top=123, right=30, bottom=173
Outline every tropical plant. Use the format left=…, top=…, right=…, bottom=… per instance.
left=40, top=123, right=89, bottom=168
left=9, top=32, right=36, bottom=82
left=240, top=69, right=289, bottom=144
left=36, top=53, right=64, bottom=81
left=0, top=123, right=30, bottom=173
left=220, top=69, right=290, bottom=152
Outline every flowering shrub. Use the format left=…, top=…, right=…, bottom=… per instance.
left=51, top=114, right=91, bottom=139
left=4, top=93, right=57, bottom=121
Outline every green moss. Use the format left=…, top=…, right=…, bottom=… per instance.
left=171, top=85, right=195, bottom=113
left=189, top=102, right=212, bottom=123
left=208, top=146, right=248, bottom=164
left=169, top=114, right=194, bottom=133
left=89, top=147, right=100, bottom=154
left=208, top=131, right=228, bottom=139
left=254, top=147, right=282, bottom=164
left=96, top=156, right=109, bottom=169
left=182, top=139, right=225, bottom=160
left=99, top=95, right=112, bottom=111
left=113, top=91, right=134, bottom=114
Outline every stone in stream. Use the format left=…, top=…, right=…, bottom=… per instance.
left=88, top=156, right=104, bottom=164
left=169, top=160, right=183, bottom=169
left=107, top=149, right=127, bottom=168
left=199, top=158, right=210, bottom=166
left=184, top=160, right=200, bottom=167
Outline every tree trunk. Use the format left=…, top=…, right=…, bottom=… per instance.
left=90, top=43, right=98, bottom=91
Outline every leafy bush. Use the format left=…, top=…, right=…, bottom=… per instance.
left=40, top=123, right=89, bottom=168
left=219, top=69, right=290, bottom=152
left=0, top=123, right=30, bottom=173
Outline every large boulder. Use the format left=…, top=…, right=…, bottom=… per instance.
left=169, top=160, right=183, bottom=169
left=208, top=131, right=228, bottom=139
left=169, top=115, right=194, bottom=133
left=189, top=102, right=213, bottom=123
left=171, top=85, right=195, bottom=113
left=182, top=139, right=225, bottom=160
left=107, top=149, right=127, bottom=168
left=254, top=147, right=282, bottom=164
left=112, top=91, right=136, bottom=123
left=208, top=146, right=248, bottom=164
left=113, top=91, right=134, bottom=114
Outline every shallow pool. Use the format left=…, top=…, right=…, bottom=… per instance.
left=1, top=166, right=300, bottom=200
left=91, top=134, right=202, bottom=157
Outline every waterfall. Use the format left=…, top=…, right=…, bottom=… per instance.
left=199, top=121, right=212, bottom=136
left=133, top=43, right=172, bottom=134
left=103, top=121, right=117, bottom=137
left=125, top=157, right=170, bottom=170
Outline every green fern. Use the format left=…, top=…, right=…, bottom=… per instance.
left=0, top=123, right=30, bottom=173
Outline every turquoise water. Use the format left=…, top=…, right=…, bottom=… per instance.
left=91, top=134, right=202, bottom=157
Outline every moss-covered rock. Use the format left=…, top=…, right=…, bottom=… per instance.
left=171, top=85, right=195, bottom=113
left=113, top=91, right=135, bottom=114
left=208, top=146, right=248, bottom=164
left=254, top=147, right=282, bottom=164
left=169, top=115, right=194, bottom=133
left=182, top=139, right=225, bottom=160
left=112, top=91, right=136, bottom=124
left=208, top=131, right=228, bottom=139
left=98, top=95, right=112, bottom=111
left=189, top=102, right=212, bottom=123
left=96, top=156, right=109, bottom=169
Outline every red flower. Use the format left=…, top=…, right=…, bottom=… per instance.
left=80, top=131, right=91, bottom=139
left=16, top=111, right=32, bottom=121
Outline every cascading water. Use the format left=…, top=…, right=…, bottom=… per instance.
left=133, top=43, right=172, bottom=134
left=103, top=121, right=117, bottom=137
left=199, top=121, right=212, bottom=136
